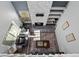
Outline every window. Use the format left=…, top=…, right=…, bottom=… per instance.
left=3, top=21, right=21, bottom=46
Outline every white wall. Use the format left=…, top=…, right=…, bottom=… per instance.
left=27, top=1, right=52, bottom=25
left=55, top=1, right=79, bottom=54
left=0, top=2, right=22, bottom=53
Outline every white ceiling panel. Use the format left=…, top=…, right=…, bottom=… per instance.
left=27, top=1, right=52, bottom=25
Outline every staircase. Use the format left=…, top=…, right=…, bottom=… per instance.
left=46, top=1, right=69, bottom=26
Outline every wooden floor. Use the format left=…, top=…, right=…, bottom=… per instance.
left=15, top=25, right=59, bottom=54
left=40, top=32, right=59, bottom=52
left=28, top=25, right=59, bottom=54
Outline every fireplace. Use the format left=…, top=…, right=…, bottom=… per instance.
left=36, top=40, right=50, bottom=48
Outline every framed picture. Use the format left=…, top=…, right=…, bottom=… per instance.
left=66, top=33, right=76, bottom=42
left=62, top=21, right=69, bottom=30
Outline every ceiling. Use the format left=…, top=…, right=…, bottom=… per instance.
left=27, top=1, right=52, bottom=25
left=12, top=1, right=31, bottom=23
left=12, top=1, right=69, bottom=26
